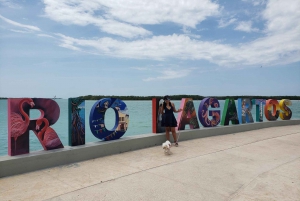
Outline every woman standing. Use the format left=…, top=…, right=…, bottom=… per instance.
left=161, top=95, right=182, bottom=146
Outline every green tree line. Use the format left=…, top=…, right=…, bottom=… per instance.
left=1, top=95, right=299, bottom=100
left=77, top=95, right=300, bottom=100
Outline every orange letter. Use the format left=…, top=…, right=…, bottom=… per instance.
left=264, top=99, right=280, bottom=121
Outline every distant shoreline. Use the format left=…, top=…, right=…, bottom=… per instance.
left=1, top=95, right=300, bottom=100
left=0, top=98, right=62, bottom=100
left=77, top=95, right=300, bottom=100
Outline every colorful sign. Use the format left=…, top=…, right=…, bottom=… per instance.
left=221, top=99, right=240, bottom=126
left=68, top=98, right=85, bottom=146
left=5, top=97, right=294, bottom=156
left=279, top=99, right=292, bottom=120
left=177, top=98, right=200, bottom=130
left=254, top=99, right=266, bottom=122
left=265, top=99, right=280, bottom=121
left=89, top=98, right=129, bottom=141
left=8, top=98, right=63, bottom=156
left=238, top=98, right=254, bottom=124
left=198, top=98, right=221, bottom=127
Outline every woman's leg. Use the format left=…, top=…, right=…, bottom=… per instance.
left=170, top=127, right=177, bottom=143
left=165, top=127, right=170, bottom=141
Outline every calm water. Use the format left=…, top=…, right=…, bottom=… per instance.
left=0, top=99, right=299, bottom=156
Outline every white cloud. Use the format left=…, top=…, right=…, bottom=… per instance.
left=234, top=21, right=259, bottom=32
left=263, top=0, right=300, bottom=34
left=55, top=34, right=81, bottom=51
left=0, top=14, right=40, bottom=31
left=56, top=16, right=299, bottom=67
left=55, top=34, right=225, bottom=62
left=42, top=0, right=151, bottom=38
left=218, top=18, right=237, bottom=28
left=130, top=67, right=149, bottom=71
left=100, top=20, right=151, bottom=38
left=242, top=0, right=266, bottom=6
left=4, top=0, right=296, bottom=69
left=182, top=26, right=201, bottom=39
left=59, top=43, right=81, bottom=51
left=143, top=69, right=193, bottom=81
left=96, top=0, right=220, bottom=27
left=37, top=34, right=55, bottom=38
left=42, top=0, right=220, bottom=38
left=10, top=29, right=31, bottom=33
left=0, top=0, right=22, bottom=9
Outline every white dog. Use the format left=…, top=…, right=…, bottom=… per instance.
left=162, top=140, right=172, bottom=154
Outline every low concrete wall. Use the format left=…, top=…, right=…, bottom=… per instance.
left=1, top=120, right=299, bottom=178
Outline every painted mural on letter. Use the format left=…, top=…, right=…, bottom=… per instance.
left=177, top=98, right=200, bottom=130
left=279, top=99, right=292, bottom=120
left=254, top=99, right=266, bottom=122
left=265, top=99, right=280, bottom=121
left=238, top=98, right=254, bottom=124
left=68, top=98, right=85, bottom=146
left=89, top=98, right=129, bottom=141
left=8, top=98, right=63, bottom=156
left=198, top=98, right=221, bottom=127
left=221, top=99, right=240, bottom=126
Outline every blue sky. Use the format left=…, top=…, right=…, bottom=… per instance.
left=0, top=0, right=299, bottom=98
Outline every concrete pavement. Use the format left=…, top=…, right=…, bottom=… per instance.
left=0, top=125, right=300, bottom=201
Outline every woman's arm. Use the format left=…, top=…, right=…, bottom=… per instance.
left=172, top=103, right=182, bottom=113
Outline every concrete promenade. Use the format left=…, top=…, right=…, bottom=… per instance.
left=0, top=125, right=300, bottom=201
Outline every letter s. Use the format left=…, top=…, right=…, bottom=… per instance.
left=279, top=99, right=292, bottom=120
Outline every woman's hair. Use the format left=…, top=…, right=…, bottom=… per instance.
left=163, top=95, right=171, bottom=109
left=163, top=95, right=170, bottom=100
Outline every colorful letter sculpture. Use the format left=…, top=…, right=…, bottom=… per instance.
left=221, top=99, right=239, bottom=126
left=89, top=98, right=129, bottom=141
left=198, top=98, right=221, bottom=127
left=264, top=99, right=280, bottom=121
left=68, top=98, right=85, bottom=146
left=238, top=98, right=254, bottom=124
left=253, top=99, right=266, bottom=122
left=177, top=98, right=199, bottom=130
left=279, top=99, right=292, bottom=120
left=152, top=98, right=166, bottom=133
left=8, top=98, right=63, bottom=156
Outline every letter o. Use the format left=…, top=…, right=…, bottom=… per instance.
left=89, top=98, right=129, bottom=141
left=264, top=99, right=280, bottom=121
